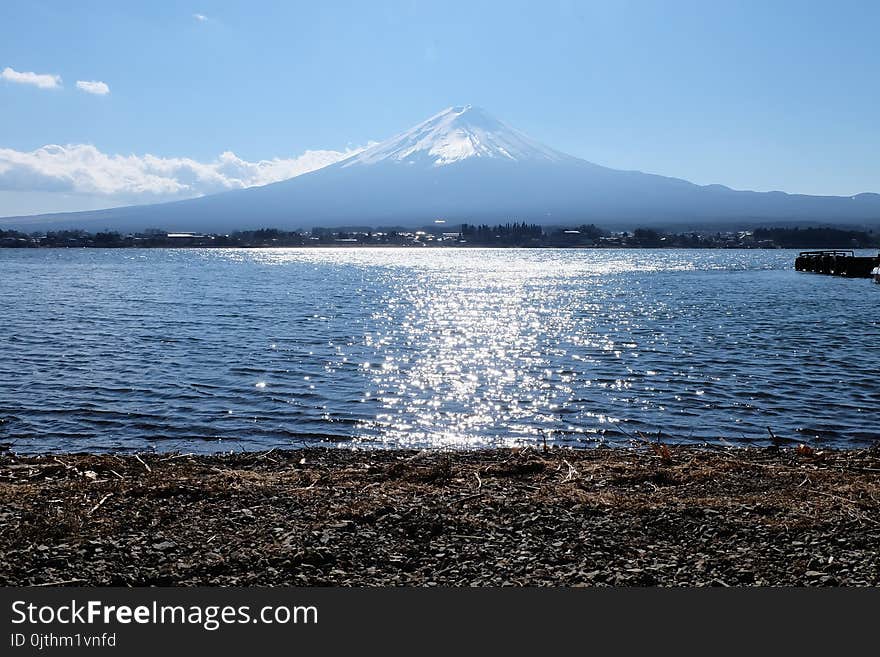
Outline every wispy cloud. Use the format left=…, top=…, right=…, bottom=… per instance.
left=76, top=80, right=110, bottom=96
left=0, top=144, right=369, bottom=204
left=193, top=13, right=208, bottom=22
left=1, top=67, right=62, bottom=89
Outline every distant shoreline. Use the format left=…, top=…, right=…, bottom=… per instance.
left=2, top=224, right=878, bottom=250
left=2, top=244, right=877, bottom=251
left=0, top=243, right=794, bottom=250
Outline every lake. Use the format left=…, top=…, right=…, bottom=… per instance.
left=1, top=247, right=878, bottom=452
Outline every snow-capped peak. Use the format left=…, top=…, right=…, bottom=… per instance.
left=341, top=105, right=568, bottom=168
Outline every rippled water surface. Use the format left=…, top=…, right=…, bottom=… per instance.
left=1, top=248, right=878, bottom=452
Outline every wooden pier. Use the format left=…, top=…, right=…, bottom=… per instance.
left=794, top=250, right=880, bottom=278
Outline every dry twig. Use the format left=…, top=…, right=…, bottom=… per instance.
left=88, top=493, right=113, bottom=516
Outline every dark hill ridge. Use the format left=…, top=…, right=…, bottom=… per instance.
left=3, top=106, right=880, bottom=232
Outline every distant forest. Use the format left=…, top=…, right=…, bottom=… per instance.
left=1, top=224, right=878, bottom=249
left=749, top=227, right=879, bottom=248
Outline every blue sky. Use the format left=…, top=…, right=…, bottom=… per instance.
left=1, top=0, right=879, bottom=215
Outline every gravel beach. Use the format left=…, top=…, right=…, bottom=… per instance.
left=1, top=445, right=879, bottom=586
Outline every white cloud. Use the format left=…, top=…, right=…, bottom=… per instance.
left=76, top=80, right=110, bottom=96
left=1, top=66, right=62, bottom=89
left=0, top=143, right=369, bottom=205
left=193, top=13, right=208, bottom=22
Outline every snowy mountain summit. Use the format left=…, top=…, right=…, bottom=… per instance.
left=7, top=103, right=880, bottom=231
left=342, top=105, right=568, bottom=167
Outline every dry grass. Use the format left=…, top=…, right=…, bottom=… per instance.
left=1, top=445, right=879, bottom=586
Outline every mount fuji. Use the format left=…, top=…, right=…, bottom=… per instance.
left=4, top=105, right=880, bottom=231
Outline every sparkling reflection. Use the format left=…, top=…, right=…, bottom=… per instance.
left=1, top=247, right=878, bottom=452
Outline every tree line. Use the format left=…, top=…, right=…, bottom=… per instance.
left=2, top=224, right=878, bottom=249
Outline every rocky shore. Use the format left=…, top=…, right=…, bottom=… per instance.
left=1, top=445, right=879, bottom=586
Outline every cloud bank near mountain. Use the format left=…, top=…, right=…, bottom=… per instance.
left=0, top=143, right=368, bottom=212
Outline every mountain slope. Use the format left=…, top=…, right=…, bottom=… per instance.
left=3, top=105, right=880, bottom=231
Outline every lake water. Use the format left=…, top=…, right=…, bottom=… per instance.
left=1, top=248, right=878, bottom=453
